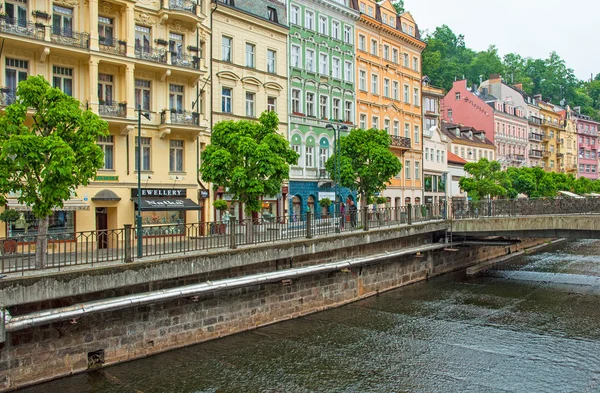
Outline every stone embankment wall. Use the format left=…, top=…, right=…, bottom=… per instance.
left=0, top=234, right=547, bottom=391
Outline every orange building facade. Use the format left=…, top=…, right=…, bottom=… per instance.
left=354, top=0, right=426, bottom=207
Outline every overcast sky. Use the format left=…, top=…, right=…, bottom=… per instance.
left=405, top=0, right=597, bottom=81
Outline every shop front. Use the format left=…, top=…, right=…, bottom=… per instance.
left=131, top=188, right=202, bottom=234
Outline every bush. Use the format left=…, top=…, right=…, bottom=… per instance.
left=319, top=198, right=332, bottom=208
left=0, top=209, right=19, bottom=223
left=376, top=196, right=387, bottom=205
left=213, top=199, right=228, bottom=211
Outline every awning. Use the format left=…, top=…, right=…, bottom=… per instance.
left=134, top=198, right=202, bottom=211
left=92, top=189, right=121, bottom=201
left=6, top=199, right=90, bottom=211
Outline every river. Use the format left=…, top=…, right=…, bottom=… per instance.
left=17, top=239, right=600, bottom=393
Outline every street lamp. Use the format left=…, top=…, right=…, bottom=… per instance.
left=135, top=105, right=150, bottom=258
left=325, top=123, right=348, bottom=232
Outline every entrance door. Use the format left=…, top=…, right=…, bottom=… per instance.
left=96, top=207, right=108, bottom=249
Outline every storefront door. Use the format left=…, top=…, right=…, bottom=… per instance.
left=96, top=207, right=108, bottom=249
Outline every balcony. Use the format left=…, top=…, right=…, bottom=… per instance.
left=51, top=28, right=90, bottom=49
left=0, top=17, right=44, bottom=40
left=529, top=150, right=542, bottom=158
left=529, top=132, right=543, bottom=142
left=566, top=164, right=577, bottom=172
left=161, top=110, right=200, bottom=126
left=99, top=37, right=127, bottom=56
left=135, top=46, right=167, bottom=64
left=99, top=102, right=127, bottom=118
left=135, top=47, right=200, bottom=70
left=159, top=0, right=203, bottom=25
left=528, top=116, right=542, bottom=125
left=556, top=153, right=564, bottom=159
left=542, top=134, right=551, bottom=142
left=542, top=151, right=551, bottom=158
left=390, top=135, right=411, bottom=149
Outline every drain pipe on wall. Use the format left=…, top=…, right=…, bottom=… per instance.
left=3, top=243, right=453, bottom=334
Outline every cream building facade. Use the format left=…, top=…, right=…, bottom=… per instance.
left=0, top=0, right=211, bottom=238
left=211, top=0, right=288, bottom=219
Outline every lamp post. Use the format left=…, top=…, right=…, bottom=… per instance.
left=135, top=105, right=150, bottom=258
left=326, top=123, right=348, bottom=232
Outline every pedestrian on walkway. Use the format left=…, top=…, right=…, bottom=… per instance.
left=339, top=203, right=346, bottom=230
left=349, top=201, right=357, bottom=228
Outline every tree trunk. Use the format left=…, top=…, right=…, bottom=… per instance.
left=35, top=216, right=49, bottom=269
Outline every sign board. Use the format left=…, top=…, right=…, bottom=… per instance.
left=318, top=192, right=335, bottom=201
left=95, top=175, right=119, bottom=181
left=198, top=190, right=209, bottom=199
left=131, top=188, right=187, bottom=198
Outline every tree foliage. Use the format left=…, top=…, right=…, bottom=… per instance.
left=0, top=75, right=108, bottom=267
left=459, top=159, right=510, bottom=201
left=422, top=26, right=600, bottom=121
left=200, top=111, right=298, bottom=215
left=326, top=128, right=402, bottom=206
left=391, top=0, right=404, bottom=14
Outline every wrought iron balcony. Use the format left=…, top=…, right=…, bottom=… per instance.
left=542, top=151, right=551, bottom=158
left=0, top=88, right=16, bottom=106
left=98, top=102, right=127, bottom=118
left=556, top=153, right=564, bottom=159
left=0, top=17, right=44, bottom=40
left=542, top=134, right=551, bottom=142
left=51, top=27, right=90, bottom=49
left=161, top=110, right=199, bottom=126
left=528, top=116, right=543, bottom=125
left=529, top=149, right=543, bottom=158
left=170, top=52, right=199, bottom=69
left=528, top=132, right=543, bottom=141
left=99, top=37, right=127, bottom=56
left=390, top=135, right=411, bottom=149
left=168, top=0, right=197, bottom=14
left=135, top=46, right=167, bottom=64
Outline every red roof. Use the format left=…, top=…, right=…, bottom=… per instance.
left=447, top=151, right=467, bottom=165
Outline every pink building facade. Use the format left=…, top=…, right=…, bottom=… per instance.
left=574, top=112, right=600, bottom=179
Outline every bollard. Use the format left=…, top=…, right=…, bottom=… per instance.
left=407, top=203, right=412, bottom=225
left=124, top=224, right=133, bottom=262
left=306, top=211, right=312, bottom=239
left=229, top=220, right=237, bottom=249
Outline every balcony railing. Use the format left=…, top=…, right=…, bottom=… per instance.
left=542, top=134, right=551, bottom=142
left=529, top=149, right=543, bottom=158
left=528, top=116, right=543, bottom=125
left=170, top=52, right=200, bottom=69
left=99, top=102, right=127, bottom=118
left=135, top=47, right=200, bottom=70
left=0, top=88, right=17, bottom=106
left=135, top=46, right=167, bottom=64
left=542, top=151, right=551, bottom=158
left=390, top=135, right=411, bottom=149
left=0, top=17, right=44, bottom=39
left=556, top=153, right=564, bottom=158
left=161, top=110, right=199, bottom=126
left=168, top=0, right=197, bottom=14
left=51, top=28, right=90, bottom=49
left=529, top=132, right=543, bottom=141
left=99, top=37, right=127, bottom=56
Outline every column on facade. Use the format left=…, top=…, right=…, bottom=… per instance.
left=89, top=58, right=99, bottom=113
left=125, top=64, right=135, bottom=118
left=125, top=3, right=136, bottom=58
left=89, top=0, right=99, bottom=51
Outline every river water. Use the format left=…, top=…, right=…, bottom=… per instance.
left=18, top=240, right=600, bottom=393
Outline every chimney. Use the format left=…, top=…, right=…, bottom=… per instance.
left=490, top=74, right=502, bottom=84
left=482, top=88, right=489, bottom=96
left=513, top=83, right=523, bottom=91
left=472, top=84, right=478, bottom=93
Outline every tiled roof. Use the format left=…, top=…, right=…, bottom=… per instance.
left=447, top=152, right=467, bottom=165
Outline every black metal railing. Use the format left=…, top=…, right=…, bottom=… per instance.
left=161, top=110, right=199, bottom=126
left=0, top=204, right=445, bottom=274
left=170, top=52, right=199, bottom=69
left=51, top=28, right=90, bottom=48
left=451, top=197, right=600, bottom=220
left=529, top=133, right=543, bottom=141
left=0, top=17, right=45, bottom=39
left=168, top=0, right=197, bottom=14
left=99, top=102, right=127, bottom=118
left=135, top=46, right=167, bottom=64
left=529, top=149, right=542, bottom=158
left=99, top=38, right=127, bottom=56
left=391, top=135, right=411, bottom=149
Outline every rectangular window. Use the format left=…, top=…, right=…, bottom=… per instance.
left=306, top=146, right=314, bottom=167
left=372, top=116, right=379, bottom=130
left=246, top=43, right=255, bottom=68
left=267, top=96, right=276, bottom=112
left=404, top=123, right=410, bottom=138
left=371, top=74, right=378, bottom=94
left=359, top=3, right=365, bottom=12
left=319, top=16, right=328, bottom=35
left=393, top=121, right=399, bottom=136
left=221, top=87, right=232, bottom=113
left=344, top=26, right=352, bottom=44
left=98, top=16, right=114, bottom=46
left=169, top=140, right=184, bottom=172
left=98, top=73, right=114, bottom=104
left=332, top=57, right=340, bottom=79
left=392, top=48, right=398, bottom=63
left=319, top=53, right=328, bottom=75
left=415, top=161, right=420, bottom=179
left=392, top=81, right=399, bottom=100
left=267, top=49, right=276, bottom=73
left=413, top=88, right=419, bottom=105
left=358, top=34, right=366, bottom=51
left=53, top=66, right=73, bottom=96
left=332, top=21, right=340, bottom=40
left=169, top=84, right=184, bottom=112
left=413, top=57, right=419, bottom=71
left=306, top=49, right=315, bottom=72
left=383, top=45, right=389, bottom=60
left=135, top=136, right=151, bottom=171
left=404, top=85, right=409, bottom=103
left=332, top=98, right=340, bottom=120
left=425, top=147, right=429, bottom=161
left=344, top=101, right=352, bottom=122
left=98, top=135, right=114, bottom=170
left=319, top=147, right=328, bottom=168
left=359, top=114, right=366, bottom=129
left=344, top=61, right=353, bottom=82
left=52, top=5, right=73, bottom=37
left=370, top=39, right=378, bottom=56
left=222, top=36, right=232, bottom=62
left=384, top=79, right=390, bottom=97
left=290, top=5, right=299, bottom=25
left=405, top=160, right=411, bottom=179
left=135, top=25, right=151, bottom=54
left=5, top=0, right=27, bottom=27
left=384, top=119, right=390, bottom=132
left=169, top=32, right=184, bottom=59
left=359, top=70, right=366, bottom=91
left=291, top=45, right=301, bottom=68
left=305, top=10, right=314, bottom=30
left=291, top=89, right=301, bottom=113
left=267, top=6, right=278, bottom=23
left=306, top=92, right=315, bottom=116
left=245, top=92, right=255, bottom=117
left=367, top=6, right=373, bottom=16
left=320, top=95, right=328, bottom=119
left=135, top=79, right=151, bottom=112
left=403, top=53, right=409, bottom=67
left=414, top=125, right=420, bottom=144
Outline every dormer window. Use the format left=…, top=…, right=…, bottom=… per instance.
left=267, top=7, right=278, bottom=23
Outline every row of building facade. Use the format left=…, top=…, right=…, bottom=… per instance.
left=0, top=0, right=596, bottom=239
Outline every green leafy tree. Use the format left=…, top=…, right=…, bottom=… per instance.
left=459, top=159, right=510, bottom=201
left=0, top=76, right=108, bottom=268
left=391, top=0, right=404, bottom=14
left=326, top=128, right=402, bottom=208
left=200, top=111, right=298, bottom=216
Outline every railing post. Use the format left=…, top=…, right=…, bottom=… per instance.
left=407, top=203, right=412, bottom=225
left=306, top=211, right=312, bottom=239
left=488, top=199, right=492, bottom=217
left=363, top=208, right=369, bottom=231
left=229, top=220, right=236, bottom=249
left=124, top=224, right=133, bottom=262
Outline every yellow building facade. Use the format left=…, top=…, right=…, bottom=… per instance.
left=354, top=0, right=425, bottom=207
left=539, top=101, right=562, bottom=172
left=211, top=0, right=288, bottom=219
left=0, top=0, right=211, bottom=237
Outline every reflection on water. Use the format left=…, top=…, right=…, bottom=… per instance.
left=17, top=240, right=600, bottom=393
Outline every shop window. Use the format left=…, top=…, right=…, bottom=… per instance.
left=8, top=211, right=75, bottom=240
